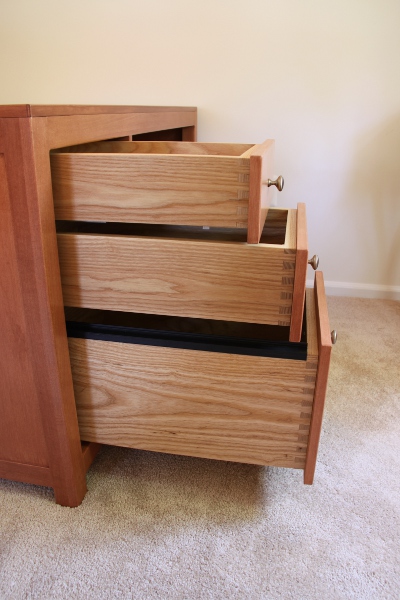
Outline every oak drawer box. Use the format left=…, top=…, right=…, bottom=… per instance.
left=51, top=139, right=281, bottom=243
left=66, top=273, right=332, bottom=483
left=56, top=205, right=309, bottom=339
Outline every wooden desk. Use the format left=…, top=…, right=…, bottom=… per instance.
left=1, top=105, right=333, bottom=507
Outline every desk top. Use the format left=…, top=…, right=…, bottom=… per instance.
left=0, top=105, right=197, bottom=118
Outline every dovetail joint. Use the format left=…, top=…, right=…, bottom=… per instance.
left=283, top=261, right=295, bottom=270
left=280, top=291, right=293, bottom=300
left=281, top=277, right=294, bottom=285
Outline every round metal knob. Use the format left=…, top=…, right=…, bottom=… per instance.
left=308, top=254, right=319, bottom=270
left=267, top=176, right=284, bottom=191
left=331, top=330, right=337, bottom=345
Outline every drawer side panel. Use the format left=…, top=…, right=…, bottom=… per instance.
left=51, top=153, right=251, bottom=228
left=70, top=339, right=317, bottom=468
left=58, top=234, right=295, bottom=325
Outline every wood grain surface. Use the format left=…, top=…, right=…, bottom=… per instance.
left=57, top=213, right=296, bottom=325
left=0, top=115, right=90, bottom=506
left=304, top=272, right=332, bottom=484
left=45, top=112, right=197, bottom=152
left=0, top=105, right=32, bottom=118
left=70, top=339, right=317, bottom=469
left=245, top=139, right=275, bottom=243
left=33, top=105, right=196, bottom=117
left=0, top=460, right=52, bottom=487
left=68, top=268, right=325, bottom=475
left=0, top=151, right=49, bottom=467
left=81, top=442, right=101, bottom=472
left=289, top=202, right=308, bottom=342
left=0, top=105, right=196, bottom=118
left=51, top=139, right=274, bottom=235
left=52, top=140, right=252, bottom=156
left=52, top=152, right=252, bottom=227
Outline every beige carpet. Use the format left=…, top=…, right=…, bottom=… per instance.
left=1, top=297, right=399, bottom=600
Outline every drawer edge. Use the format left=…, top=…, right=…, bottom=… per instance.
left=304, top=271, right=333, bottom=484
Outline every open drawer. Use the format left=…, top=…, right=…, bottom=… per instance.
left=57, top=204, right=312, bottom=341
left=66, top=272, right=333, bottom=484
left=51, top=139, right=283, bottom=243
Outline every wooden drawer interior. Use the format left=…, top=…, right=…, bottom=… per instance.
left=50, top=139, right=276, bottom=243
left=65, top=306, right=307, bottom=360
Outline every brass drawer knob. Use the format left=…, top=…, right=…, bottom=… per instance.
left=308, top=254, right=319, bottom=270
left=266, top=176, right=284, bottom=191
left=331, top=330, right=337, bottom=345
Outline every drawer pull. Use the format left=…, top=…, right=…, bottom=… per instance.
left=331, top=330, right=337, bottom=345
left=308, top=254, right=319, bottom=270
left=266, top=175, right=284, bottom=191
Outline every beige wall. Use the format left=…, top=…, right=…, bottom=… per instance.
left=1, top=0, right=399, bottom=297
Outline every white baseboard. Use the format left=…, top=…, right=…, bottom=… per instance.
left=306, top=280, right=400, bottom=300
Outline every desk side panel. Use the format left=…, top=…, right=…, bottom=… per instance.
left=0, top=145, right=49, bottom=468
left=0, top=117, right=87, bottom=505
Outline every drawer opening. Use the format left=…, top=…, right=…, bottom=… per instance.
left=52, top=140, right=254, bottom=157
left=65, top=306, right=307, bottom=360
left=56, top=208, right=288, bottom=245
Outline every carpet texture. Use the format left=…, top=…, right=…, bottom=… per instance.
left=0, top=297, right=399, bottom=599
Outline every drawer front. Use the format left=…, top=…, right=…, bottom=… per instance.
left=57, top=209, right=297, bottom=326
left=51, top=139, right=277, bottom=243
left=67, top=273, right=332, bottom=475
